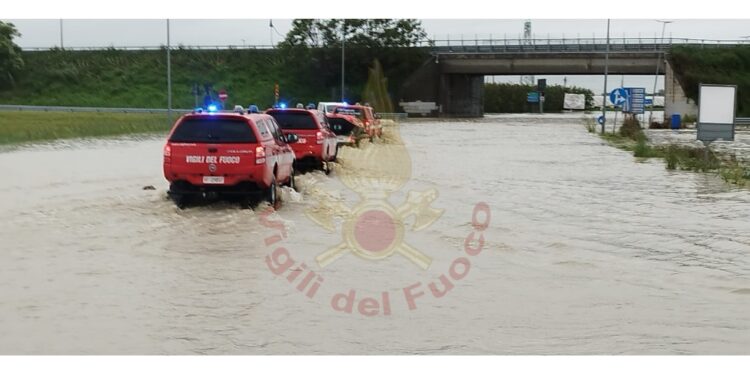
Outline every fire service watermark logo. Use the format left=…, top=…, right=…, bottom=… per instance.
left=260, top=122, right=491, bottom=316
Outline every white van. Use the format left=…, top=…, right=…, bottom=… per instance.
left=317, top=102, right=346, bottom=114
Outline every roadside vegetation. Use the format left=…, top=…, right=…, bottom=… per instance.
left=587, top=116, right=750, bottom=187
left=0, top=111, right=172, bottom=145
left=0, top=20, right=429, bottom=112
left=669, top=45, right=750, bottom=117
left=0, top=19, right=429, bottom=145
left=484, top=83, right=594, bottom=113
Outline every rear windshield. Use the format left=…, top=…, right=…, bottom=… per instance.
left=169, top=118, right=257, bottom=143
left=268, top=111, right=317, bottom=130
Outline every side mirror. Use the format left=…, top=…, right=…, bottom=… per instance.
left=285, top=134, right=299, bottom=143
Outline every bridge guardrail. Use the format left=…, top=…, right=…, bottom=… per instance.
left=20, top=37, right=748, bottom=52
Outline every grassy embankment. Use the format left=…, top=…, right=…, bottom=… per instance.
left=669, top=45, right=750, bottom=117
left=0, top=47, right=427, bottom=144
left=0, top=48, right=307, bottom=109
left=0, top=111, right=171, bottom=145
left=585, top=117, right=750, bottom=186
left=0, top=49, right=293, bottom=145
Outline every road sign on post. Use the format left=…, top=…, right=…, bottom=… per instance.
left=609, top=88, right=628, bottom=107
left=218, top=89, right=228, bottom=102
left=622, top=87, right=646, bottom=114
left=537, top=79, right=546, bottom=91
left=274, top=83, right=280, bottom=106
left=537, top=79, right=546, bottom=114
left=527, top=92, right=539, bottom=103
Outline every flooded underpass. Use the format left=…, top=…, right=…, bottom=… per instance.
left=1, top=114, right=749, bottom=354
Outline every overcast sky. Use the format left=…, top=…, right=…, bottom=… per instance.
left=5, top=19, right=750, bottom=48
left=3, top=19, right=749, bottom=93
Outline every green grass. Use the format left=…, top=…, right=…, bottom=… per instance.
left=720, top=161, right=750, bottom=187
left=0, top=111, right=173, bottom=145
left=591, top=118, right=750, bottom=187
left=0, top=49, right=297, bottom=109
left=0, top=48, right=428, bottom=111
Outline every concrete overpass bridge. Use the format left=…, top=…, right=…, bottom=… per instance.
left=401, top=37, right=746, bottom=117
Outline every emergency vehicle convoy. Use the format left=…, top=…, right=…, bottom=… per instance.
left=163, top=108, right=297, bottom=208
left=162, top=102, right=384, bottom=209
left=265, top=108, right=338, bottom=173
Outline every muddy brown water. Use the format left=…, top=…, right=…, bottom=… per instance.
left=1, top=115, right=749, bottom=354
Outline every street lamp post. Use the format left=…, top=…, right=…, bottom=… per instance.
left=600, top=19, right=610, bottom=134
left=341, top=20, right=346, bottom=102
left=166, top=19, right=172, bottom=123
left=269, top=19, right=274, bottom=47
left=59, top=19, right=64, bottom=49
left=649, top=20, right=672, bottom=126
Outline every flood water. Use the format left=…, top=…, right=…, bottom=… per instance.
left=1, top=114, right=749, bottom=354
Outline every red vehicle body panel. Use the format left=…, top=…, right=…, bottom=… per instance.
left=326, top=105, right=382, bottom=143
left=163, top=113, right=295, bottom=194
left=265, top=108, right=338, bottom=165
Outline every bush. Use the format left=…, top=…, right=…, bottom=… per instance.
left=619, top=116, right=642, bottom=140
left=682, top=114, right=697, bottom=124
left=484, top=83, right=594, bottom=113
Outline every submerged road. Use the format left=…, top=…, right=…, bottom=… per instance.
left=1, top=114, right=748, bottom=354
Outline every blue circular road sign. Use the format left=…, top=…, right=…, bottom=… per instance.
left=609, top=88, right=628, bottom=106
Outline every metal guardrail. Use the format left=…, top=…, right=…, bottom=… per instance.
left=21, top=45, right=277, bottom=52
left=736, top=118, right=750, bottom=126
left=377, top=113, right=409, bottom=120
left=19, top=37, right=748, bottom=52
left=0, top=105, right=411, bottom=120
left=429, top=37, right=748, bottom=54
left=0, top=104, right=193, bottom=114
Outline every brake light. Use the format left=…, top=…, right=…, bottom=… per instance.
left=316, top=131, right=324, bottom=144
left=163, top=144, right=171, bottom=163
left=256, top=146, right=266, bottom=164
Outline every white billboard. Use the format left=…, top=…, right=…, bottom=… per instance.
left=698, top=85, right=737, bottom=124
left=563, top=93, right=585, bottom=110
left=697, top=84, right=737, bottom=142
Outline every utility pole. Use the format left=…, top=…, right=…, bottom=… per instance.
left=649, top=20, right=672, bottom=126
left=614, top=74, right=624, bottom=134
left=341, top=20, right=346, bottom=102
left=59, top=19, right=64, bottom=49
left=166, top=19, right=172, bottom=122
left=269, top=19, right=274, bottom=47
left=601, top=19, right=610, bottom=134
left=520, top=20, right=534, bottom=85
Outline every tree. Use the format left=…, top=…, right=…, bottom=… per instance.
left=280, top=19, right=427, bottom=48
left=0, top=21, right=24, bottom=88
left=279, top=19, right=429, bottom=103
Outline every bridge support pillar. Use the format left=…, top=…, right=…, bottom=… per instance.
left=439, top=74, right=484, bottom=117
left=664, top=60, right=698, bottom=121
